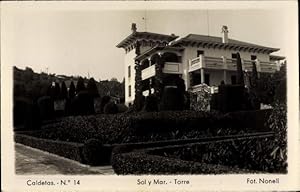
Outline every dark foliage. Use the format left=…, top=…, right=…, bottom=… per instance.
left=69, top=81, right=76, bottom=99
left=160, top=87, right=185, bottom=111
left=87, top=78, right=99, bottom=98
left=60, top=81, right=68, bottom=99
left=103, top=102, right=118, bottom=114
left=82, top=139, right=108, bottom=165
left=100, top=96, right=111, bottom=113
left=27, top=110, right=271, bottom=144
left=15, top=134, right=84, bottom=162
left=13, top=97, right=31, bottom=127
left=76, top=77, right=86, bottom=93
left=111, top=151, right=248, bottom=175
left=116, top=104, right=128, bottom=113
left=211, top=85, right=249, bottom=112
left=37, top=96, right=54, bottom=121
left=70, top=91, right=95, bottom=115
left=54, top=82, right=61, bottom=100
left=142, top=95, right=158, bottom=112
left=236, top=52, right=244, bottom=86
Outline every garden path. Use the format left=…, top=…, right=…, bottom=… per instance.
left=15, top=143, right=114, bottom=175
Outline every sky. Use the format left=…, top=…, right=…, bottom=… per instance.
left=3, top=4, right=295, bottom=82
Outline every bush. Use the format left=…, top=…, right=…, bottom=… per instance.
left=71, top=91, right=95, bottom=115
left=116, top=103, right=128, bottom=113
left=37, top=96, right=54, bottom=121
left=111, top=150, right=248, bottom=175
left=160, top=87, right=184, bottom=111
left=14, top=97, right=31, bottom=127
left=82, top=138, right=109, bottom=165
left=189, top=84, right=212, bottom=111
left=212, top=85, right=247, bottom=112
left=104, top=102, right=118, bottom=114
left=15, top=134, right=84, bottom=162
left=142, top=95, right=158, bottom=112
left=100, top=96, right=111, bottom=113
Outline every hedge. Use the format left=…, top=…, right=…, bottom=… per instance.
left=15, top=134, right=84, bottom=162
left=112, top=151, right=252, bottom=175
left=21, top=110, right=272, bottom=144
left=111, top=133, right=286, bottom=174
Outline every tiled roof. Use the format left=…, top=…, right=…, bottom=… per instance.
left=172, top=34, right=279, bottom=53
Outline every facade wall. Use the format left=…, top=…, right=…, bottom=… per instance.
left=124, top=50, right=136, bottom=106
left=184, top=46, right=270, bottom=62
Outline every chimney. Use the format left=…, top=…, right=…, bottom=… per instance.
left=131, top=23, right=137, bottom=33
left=221, top=25, right=229, bottom=43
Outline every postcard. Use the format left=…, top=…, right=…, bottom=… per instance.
left=1, top=1, right=299, bottom=191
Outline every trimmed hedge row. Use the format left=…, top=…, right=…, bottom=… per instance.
left=15, top=134, right=84, bottom=162
left=111, top=134, right=286, bottom=174
left=22, top=110, right=272, bottom=144
left=111, top=151, right=251, bottom=175
left=148, top=136, right=286, bottom=173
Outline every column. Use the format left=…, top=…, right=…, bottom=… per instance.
left=200, top=68, right=205, bottom=84
left=222, top=56, right=227, bottom=84
left=256, top=59, right=261, bottom=78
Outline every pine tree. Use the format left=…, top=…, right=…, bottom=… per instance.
left=60, top=81, right=68, bottom=99
left=76, top=77, right=86, bottom=93
left=87, top=78, right=99, bottom=97
left=54, top=82, right=61, bottom=100
left=236, top=52, right=245, bottom=86
left=69, top=81, right=76, bottom=98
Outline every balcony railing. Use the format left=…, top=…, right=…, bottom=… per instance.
left=141, top=62, right=183, bottom=80
left=162, top=62, right=183, bottom=74
left=141, top=65, right=156, bottom=80
left=189, top=56, right=278, bottom=73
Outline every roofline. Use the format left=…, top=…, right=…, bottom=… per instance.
left=171, top=35, right=279, bottom=53
left=116, top=32, right=179, bottom=48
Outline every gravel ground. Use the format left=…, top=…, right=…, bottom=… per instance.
left=15, top=143, right=114, bottom=175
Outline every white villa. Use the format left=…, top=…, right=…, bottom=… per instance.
left=117, top=24, right=285, bottom=106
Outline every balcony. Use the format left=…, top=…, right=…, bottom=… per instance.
left=141, top=65, right=156, bottom=80
left=189, top=56, right=279, bottom=73
left=162, top=62, right=183, bottom=74
left=141, top=62, right=183, bottom=80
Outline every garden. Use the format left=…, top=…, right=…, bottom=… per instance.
left=13, top=55, right=287, bottom=174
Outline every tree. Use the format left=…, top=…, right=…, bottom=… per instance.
left=76, top=77, right=86, bottom=93
left=236, top=52, right=244, bottom=86
left=54, top=82, right=61, bottom=100
left=87, top=78, right=99, bottom=97
left=69, top=81, right=76, bottom=98
left=251, top=61, right=258, bottom=87
left=60, top=81, right=68, bottom=99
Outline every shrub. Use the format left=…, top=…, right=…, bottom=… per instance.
left=15, top=134, right=84, bottom=162
left=14, top=97, right=31, bottom=128
left=189, top=84, right=212, bottom=111
left=82, top=139, right=105, bottom=165
left=71, top=91, right=95, bottom=115
left=100, top=96, right=111, bottom=113
left=142, top=95, right=158, bottom=112
left=104, top=102, right=118, bottom=114
left=76, top=77, right=86, bottom=93
left=111, top=150, right=248, bottom=175
left=160, top=87, right=184, bottom=111
left=37, top=96, right=54, bottom=121
left=69, top=81, right=76, bottom=99
left=116, top=103, right=128, bottom=113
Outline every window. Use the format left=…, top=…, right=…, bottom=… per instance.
left=231, top=75, right=237, bottom=85
left=197, top=50, right=204, bottom=57
left=232, top=53, right=237, bottom=59
left=204, top=74, right=210, bottom=86
left=128, top=66, right=131, bottom=78
left=128, top=85, right=131, bottom=97
left=251, top=55, right=257, bottom=60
